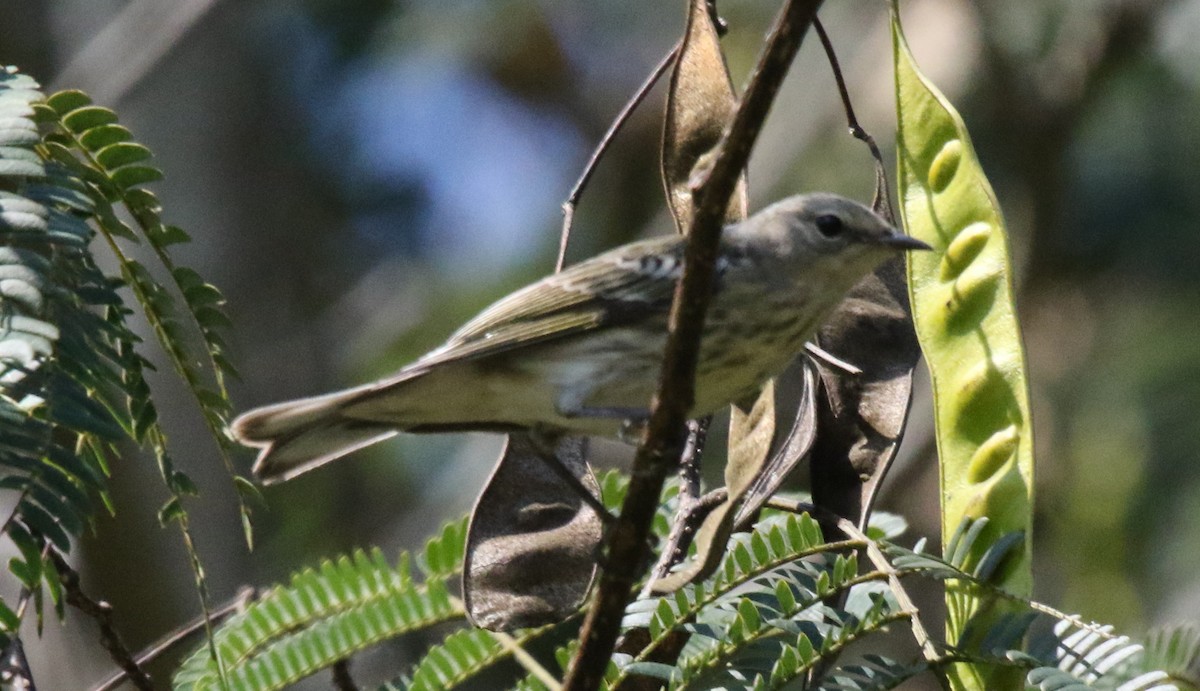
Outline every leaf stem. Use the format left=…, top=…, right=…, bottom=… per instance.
left=89, top=587, right=254, bottom=691
left=812, top=15, right=894, bottom=223
left=765, top=498, right=949, bottom=687
left=49, top=551, right=154, bottom=691
left=832, top=517, right=944, bottom=671
left=558, top=44, right=680, bottom=272
left=491, top=630, right=564, bottom=691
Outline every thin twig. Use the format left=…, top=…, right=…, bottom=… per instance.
left=812, top=15, right=894, bottom=224
left=547, top=48, right=681, bottom=528
left=90, top=587, right=255, bottom=691
left=641, top=488, right=726, bottom=597
left=174, top=514, right=228, bottom=685
left=641, top=416, right=713, bottom=595
left=764, top=497, right=948, bottom=686
left=331, top=659, right=358, bottom=691
left=834, top=518, right=942, bottom=666
left=679, top=418, right=709, bottom=503
left=562, top=3, right=825, bottom=689
left=49, top=552, right=154, bottom=691
left=558, top=44, right=681, bottom=272
left=490, top=630, right=564, bottom=691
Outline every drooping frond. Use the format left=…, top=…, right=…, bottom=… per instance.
left=0, top=66, right=253, bottom=684
left=32, top=88, right=255, bottom=543
left=0, top=67, right=127, bottom=632
left=1141, top=624, right=1200, bottom=691
left=173, top=519, right=470, bottom=691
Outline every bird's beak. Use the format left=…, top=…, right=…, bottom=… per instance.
left=878, top=230, right=932, bottom=251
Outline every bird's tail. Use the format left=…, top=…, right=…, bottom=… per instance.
left=231, top=388, right=398, bottom=485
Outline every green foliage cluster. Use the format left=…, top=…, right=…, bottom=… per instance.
left=174, top=520, right=467, bottom=689
left=0, top=67, right=116, bottom=632
left=2, top=1, right=1198, bottom=687
left=0, top=66, right=245, bottom=649
left=167, top=485, right=1195, bottom=690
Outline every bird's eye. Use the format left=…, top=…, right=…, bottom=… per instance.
left=815, top=214, right=845, bottom=238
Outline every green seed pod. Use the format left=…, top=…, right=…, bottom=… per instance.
left=892, top=2, right=1035, bottom=684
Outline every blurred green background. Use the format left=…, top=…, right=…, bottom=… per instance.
left=2, top=0, right=1199, bottom=687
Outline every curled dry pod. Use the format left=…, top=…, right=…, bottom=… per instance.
left=661, top=0, right=747, bottom=233
left=808, top=256, right=920, bottom=532
left=463, top=433, right=601, bottom=631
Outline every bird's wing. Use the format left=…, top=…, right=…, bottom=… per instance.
left=415, top=234, right=686, bottom=367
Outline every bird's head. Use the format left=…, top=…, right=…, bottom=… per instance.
left=742, top=192, right=930, bottom=277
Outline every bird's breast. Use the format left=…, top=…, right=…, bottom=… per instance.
left=692, top=286, right=819, bottom=414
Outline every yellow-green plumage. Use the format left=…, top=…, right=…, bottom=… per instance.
left=232, top=193, right=929, bottom=483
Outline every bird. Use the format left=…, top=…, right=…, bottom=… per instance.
left=232, top=193, right=930, bottom=484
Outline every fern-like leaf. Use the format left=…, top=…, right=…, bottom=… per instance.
left=611, top=512, right=835, bottom=687
left=887, top=522, right=1181, bottom=689
left=1142, top=624, right=1200, bottom=690
left=0, top=67, right=125, bottom=633
left=174, top=519, right=471, bottom=691
left=0, top=66, right=262, bottom=686
left=813, top=654, right=926, bottom=691
left=33, top=89, right=255, bottom=545
left=607, top=511, right=915, bottom=691
left=386, top=624, right=566, bottom=691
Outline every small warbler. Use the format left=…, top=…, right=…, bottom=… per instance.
left=233, top=193, right=929, bottom=483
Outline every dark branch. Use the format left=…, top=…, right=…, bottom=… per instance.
left=680, top=418, right=708, bottom=502
left=562, top=2, right=825, bottom=688
left=641, top=416, right=716, bottom=596
left=50, top=552, right=154, bottom=691
left=642, top=487, right=726, bottom=597
left=91, top=588, right=255, bottom=691
left=0, top=638, right=36, bottom=691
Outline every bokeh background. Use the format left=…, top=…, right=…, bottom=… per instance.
left=2, top=0, right=1199, bottom=687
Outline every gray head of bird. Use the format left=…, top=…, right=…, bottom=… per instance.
left=735, top=192, right=930, bottom=278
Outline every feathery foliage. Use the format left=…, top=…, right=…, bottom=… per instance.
left=36, top=86, right=255, bottom=543
left=0, top=0, right=1190, bottom=688
left=173, top=520, right=469, bottom=690
left=0, top=66, right=244, bottom=682
left=1142, top=624, right=1200, bottom=691
left=0, top=67, right=121, bottom=634
left=182, top=496, right=1181, bottom=691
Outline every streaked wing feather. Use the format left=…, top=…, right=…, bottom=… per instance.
left=416, top=235, right=684, bottom=367
left=422, top=310, right=607, bottom=363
